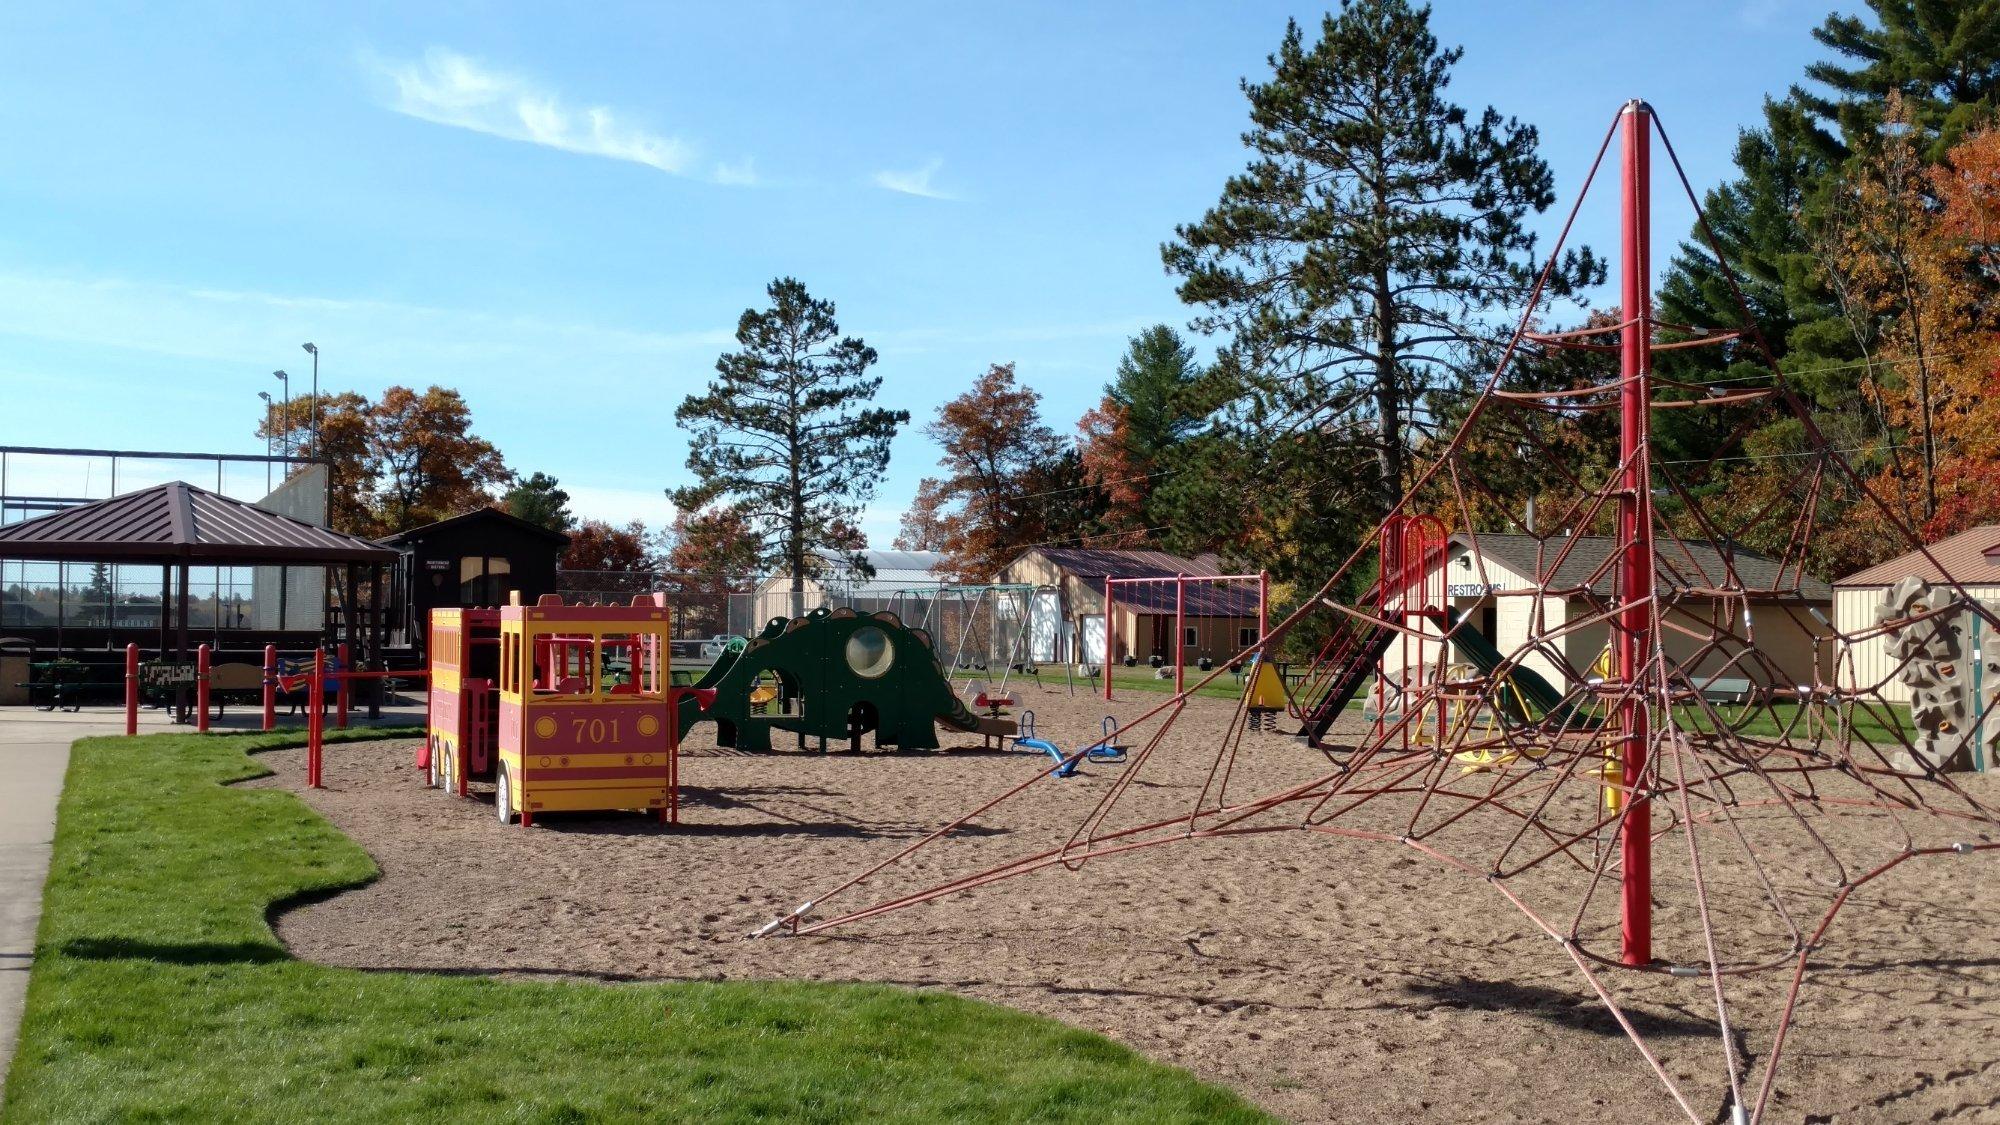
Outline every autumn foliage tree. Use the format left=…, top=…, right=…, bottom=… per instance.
left=1806, top=100, right=1994, bottom=539
left=257, top=390, right=375, bottom=533
left=255, top=385, right=508, bottom=537
left=899, top=364, right=1074, bottom=581
left=369, top=386, right=511, bottom=534
left=561, top=519, right=655, bottom=571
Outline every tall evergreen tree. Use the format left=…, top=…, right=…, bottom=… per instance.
left=1163, top=0, right=1599, bottom=516
left=1078, top=325, right=1205, bottom=542
left=1107, top=325, right=1204, bottom=462
left=1659, top=0, right=2000, bottom=396
left=502, top=472, right=574, bottom=533
left=1797, top=0, right=2000, bottom=159
left=672, top=278, right=907, bottom=615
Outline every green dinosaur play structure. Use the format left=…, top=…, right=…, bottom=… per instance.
left=677, top=608, right=1010, bottom=752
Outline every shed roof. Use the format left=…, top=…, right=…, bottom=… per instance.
left=1023, top=547, right=1259, bottom=615
left=0, top=480, right=396, bottom=565
left=816, top=548, right=945, bottom=595
left=379, top=506, right=572, bottom=547
left=1835, top=525, right=2000, bottom=588
left=1454, top=533, right=1832, bottom=601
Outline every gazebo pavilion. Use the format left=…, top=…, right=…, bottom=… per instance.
left=0, top=480, right=397, bottom=712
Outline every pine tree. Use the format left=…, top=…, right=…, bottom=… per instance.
left=1107, top=326, right=1204, bottom=462
left=1077, top=325, right=1205, bottom=542
left=502, top=472, right=574, bottom=532
left=1163, top=0, right=1599, bottom=516
left=672, top=278, right=907, bottom=616
left=1797, top=0, right=2000, bottom=160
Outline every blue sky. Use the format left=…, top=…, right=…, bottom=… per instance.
left=0, top=1, right=1836, bottom=541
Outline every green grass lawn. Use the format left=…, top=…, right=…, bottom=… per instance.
left=1669, top=699, right=1915, bottom=743
left=1, top=728, right=1269, bottom=1123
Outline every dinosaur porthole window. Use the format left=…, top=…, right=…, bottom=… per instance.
left=846, top=627, right=894, bottom=679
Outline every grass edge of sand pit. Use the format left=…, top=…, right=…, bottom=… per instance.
left=0, top=728, right=1271, bottom=1124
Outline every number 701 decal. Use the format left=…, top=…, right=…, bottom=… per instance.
left=569, top=718, right=621, bottom=744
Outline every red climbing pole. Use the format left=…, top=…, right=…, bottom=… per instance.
left=1616, top=99, right=1655, bottom=968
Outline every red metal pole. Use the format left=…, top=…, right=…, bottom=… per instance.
left=196, top=644, right=211, bottom=733
left=124, top=643, right=139, bottom=736
left=1174, top=573, right=1186, bottom=694
left=308, top=648, right=325, bottom=788
left=336, top=642, right=350, bottom=729
left=667, top=690, right=681, bottom=827
left=1103, top=579, right=1116, bottom=702
left=1617, top=99, right=1655, bottom=968
left=261, top=644, right=276, bottom=731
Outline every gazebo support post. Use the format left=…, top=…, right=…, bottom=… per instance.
left=344, top=564, right=361, bottom=718
left=368, top=563, right=385, bottom=719
left=175, top=563, right=191, bottom=723
left=158, top=564, right=170, bottom=666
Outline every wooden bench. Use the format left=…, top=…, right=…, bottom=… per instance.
left=204, top=662, right=265, bottom=716
left=1695, top=676, right=1753, bottom=705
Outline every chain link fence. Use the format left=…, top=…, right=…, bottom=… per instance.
left=554, top=569, right=1066, bottom=673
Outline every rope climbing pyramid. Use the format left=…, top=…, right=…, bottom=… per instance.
left=754, top=101, right=2000, bottom=1124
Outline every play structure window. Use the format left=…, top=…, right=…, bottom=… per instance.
left=748, top=669, right=804, bottom=717
left=500, top=632, right=520, bottom=694
left=531, top=632, right=594, bottom=696
left=596, top=632, right=665, bottom=698
left=844, top=626, right=894, bottom=679
left=458, top=556, right=512, bottom=605
left=433, top=624, right=460, bottom=670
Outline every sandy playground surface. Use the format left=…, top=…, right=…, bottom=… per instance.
left=249, top=687, right=2000, bottom=1123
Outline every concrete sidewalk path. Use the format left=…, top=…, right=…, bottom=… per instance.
left=0, top=708, right=131, bottom=1100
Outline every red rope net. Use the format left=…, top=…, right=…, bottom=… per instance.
left=754, top=105, right=2000, bottom=1123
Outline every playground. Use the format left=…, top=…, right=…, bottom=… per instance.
left=249, top=693, right=1999, bottom=1123
left=7, top=4, right=2000, bottom=1120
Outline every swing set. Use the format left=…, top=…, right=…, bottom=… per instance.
left=1101, top=571, right=1268, bottom=699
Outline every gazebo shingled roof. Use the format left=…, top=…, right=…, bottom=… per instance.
left=0, top=480, right=394, bottom=565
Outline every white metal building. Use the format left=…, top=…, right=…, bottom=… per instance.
left=750, top=549, right=946, bottom=625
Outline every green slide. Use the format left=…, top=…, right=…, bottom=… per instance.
left=675, top=637, right=746, bottom=738
left=1424, top=608, right=1598, bottom=730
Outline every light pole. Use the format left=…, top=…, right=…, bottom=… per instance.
left=272, top=370, right=291, bottom=459
left=257, top=391, right=274, bottom=491
left=301, top=343, right=319, bottom=453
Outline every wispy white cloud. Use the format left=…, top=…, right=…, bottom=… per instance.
left=0, top=270, right=732, bottom=372
left=711, top=156, right=759, bottom=187
left=872, top=157, right=957, bottom=200
left=367, top=47, right=743, bottom=182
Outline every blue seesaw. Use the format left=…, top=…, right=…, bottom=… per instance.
left=1015, top=711, right=1129, bottom=779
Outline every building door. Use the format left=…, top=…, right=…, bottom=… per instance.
left=1029, top=589, right=1061, bottom=662
left=1078, top=615, right=1105, bottom=666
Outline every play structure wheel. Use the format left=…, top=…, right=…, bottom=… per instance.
left=494, top=763, right=514, bottom=825
left=425, top=740, right=441, bottom=788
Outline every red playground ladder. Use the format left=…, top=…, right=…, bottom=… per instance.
left=1292, top=515, right=1447, bottom=749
